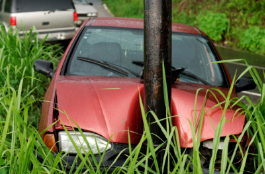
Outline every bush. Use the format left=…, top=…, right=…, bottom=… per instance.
left=239, top=27, right=265, bottom=54
left=173, top=11, right=196, bottom=27
left=197, top=11, right=229, bottom=42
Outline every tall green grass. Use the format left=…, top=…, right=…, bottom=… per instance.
left=213, top=59, right=265, bottom=174
left=0, top=73, right=60, bottom=173
left=0, top=25, right=63, bottom=126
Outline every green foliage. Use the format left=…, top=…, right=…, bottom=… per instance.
left=197, top=11, right=229, bottom=41
left=103, top=0, right=144, bottom=18
left=214, top=58, right=265, bottom=174
left=0, top=73, right=60, bottom=173
left=0, top=25, right=63, bottom=126
left=239, top=27, right=265, bottom=54
left=173, top=11, right=195, bottom=27
left=248, top=13, right=262, bottom=26
left=0, top=25, right=61, bottom=94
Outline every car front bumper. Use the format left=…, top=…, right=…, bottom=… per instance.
left=36, top=144, right=247, bottom=173
left=36, top=143, right=134, bottom=173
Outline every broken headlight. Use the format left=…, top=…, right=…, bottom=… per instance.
left=58, top=131, right=111, bottom=154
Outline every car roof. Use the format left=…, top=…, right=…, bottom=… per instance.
left=85, top=17, right=204, bottom=35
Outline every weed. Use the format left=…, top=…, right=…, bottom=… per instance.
left=0, top=25, right=63, bottom=126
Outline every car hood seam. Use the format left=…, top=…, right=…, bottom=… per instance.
left=88, top=77, right=111, bottom=138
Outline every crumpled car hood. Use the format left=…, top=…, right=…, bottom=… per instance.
left=56, top=76, right=245, bottom=147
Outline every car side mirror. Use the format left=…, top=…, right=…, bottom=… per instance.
left=234, top=77, right=256, bottom=93
left=34, top=59, right=55, bottom=79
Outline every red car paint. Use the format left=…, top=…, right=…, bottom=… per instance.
left=89, top=17, right=202, bottom=35
left=39, top=17, right=244, bottom=148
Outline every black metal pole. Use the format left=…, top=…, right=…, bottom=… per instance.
left=144, top=0, right=172, bottom=171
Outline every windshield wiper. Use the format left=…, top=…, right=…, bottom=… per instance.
left=78, top=57, right=128, bottom=76
left=132, top=60, right=211, bottom=85
left=103, top=61, right=140, bottom=77
left=180, top=71, right=211, bottom=85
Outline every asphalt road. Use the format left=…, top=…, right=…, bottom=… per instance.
left=90, top=0, right=113, bottom=17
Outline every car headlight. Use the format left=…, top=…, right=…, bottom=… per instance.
left=58, top=131, right=111, bottom=154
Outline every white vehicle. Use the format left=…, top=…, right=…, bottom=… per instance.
left=0, top=0, right=77, bottom=41
left=73, top=0, right=98, bottom=26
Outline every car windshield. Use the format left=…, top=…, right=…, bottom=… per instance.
left=73, top=0, right=88, bottom=5
left=66, top=27, right=225, bottom=86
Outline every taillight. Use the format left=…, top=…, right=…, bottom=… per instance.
left=43, top=134, right=57, bottom=152
left=10, top=17, right=16, bottom=26
left=73, top=12, right=78, bottom=21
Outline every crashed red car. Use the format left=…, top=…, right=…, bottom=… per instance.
left=34, top=17, right=256, bottom=172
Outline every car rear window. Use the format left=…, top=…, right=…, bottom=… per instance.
left=73, top=0, right=88, bottom=5
left=4, top=0, right=12, bottom=12
left=66, top=27, right=225, bottom=87
left=0, top=0, right=3, bottom=12
left=14, top=0, right=74, bottom=12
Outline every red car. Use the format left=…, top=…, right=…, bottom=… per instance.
left=34, top=17, right=255, bottom=172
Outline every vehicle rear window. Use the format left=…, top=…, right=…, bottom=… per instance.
left=0, top=0, right=3, bottom=11
left=66, top=27, right=225, bottom=87
left=0, top=0, right=2, bottom=12
left=4, top=0, right=12, bottom=12
left=73, top=0, right=88, bottom=5
left=14, top=0, right=74, bottom=12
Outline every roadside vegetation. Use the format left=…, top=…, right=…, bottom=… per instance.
left=0, top=26, right=62, bottom=127
left=1, top=27, right=265, bottom=173
left=103, top=0, right=265, bottom=55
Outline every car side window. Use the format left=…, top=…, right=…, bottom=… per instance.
left=4, top=0, right=12, bottom=13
